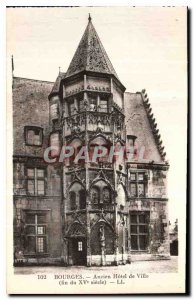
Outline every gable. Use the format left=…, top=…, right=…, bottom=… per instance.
left=124, top=92, right=166, bottom=163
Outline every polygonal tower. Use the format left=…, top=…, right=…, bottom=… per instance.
left=49, top=15, right=129, bottom=266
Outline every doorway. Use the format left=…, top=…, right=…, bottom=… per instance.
left=170, top=240, right=178, bottom=256
left=70, top=238, right=87, bottom=265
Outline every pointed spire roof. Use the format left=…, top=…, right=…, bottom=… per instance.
left=65, top=15, right=119, bottom=79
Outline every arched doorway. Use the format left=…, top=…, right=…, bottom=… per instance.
left=67, top=223, right=87, bottom=265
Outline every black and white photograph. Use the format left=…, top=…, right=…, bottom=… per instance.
left=6, top=6, right=187, bottom=294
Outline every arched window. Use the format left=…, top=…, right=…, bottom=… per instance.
left=89, top=136, right=110, bottom=164
left=96, top=180, right=110, bottom=204
left=90, top=181, right=112, bottom=206
left=103, top=187, right=111, bottom=204
left=79, top=190, right=86, bottom=209
left=69, top=191, right=76, bottom=210
left=90, top=187, right=99, bottom=205
left=69, top=182, right=86, bottom=210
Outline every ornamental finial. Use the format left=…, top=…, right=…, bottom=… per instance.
left=88, top=13, right=92, bottom=22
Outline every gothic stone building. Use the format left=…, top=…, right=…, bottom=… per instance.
left=13, top=16, right=170, bottom=266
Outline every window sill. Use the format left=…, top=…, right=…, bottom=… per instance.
left=131, top=250, right=149, bottom=253
left=129, top=197, right=146, bottom=199
left=24, top=253, right=50, bottom=257
left=25, top=143, right=43, bottom=147
left=26, top=193, right=46, bottom=196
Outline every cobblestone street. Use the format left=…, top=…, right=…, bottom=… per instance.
left=15, top=256, right=178, bottom=275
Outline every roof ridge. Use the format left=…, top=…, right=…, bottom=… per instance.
left=13, top=76, right=54, bottom=84
left=93, top=24, right=118, bottom=78
left=66, top=22, right=89, bottom=78
left=85, top=21, right=91, bottom=73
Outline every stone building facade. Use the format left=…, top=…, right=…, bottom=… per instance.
left=13, top=16, right=170, bottom=266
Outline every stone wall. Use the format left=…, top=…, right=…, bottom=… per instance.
left=13, top=77, right=53, bottom=156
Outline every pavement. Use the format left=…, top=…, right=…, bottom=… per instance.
left=14, top=256, right=178, bottom=275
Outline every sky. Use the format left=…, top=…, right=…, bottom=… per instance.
left=6, top=6, right=187, bottom=223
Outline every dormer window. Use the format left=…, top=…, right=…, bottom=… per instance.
left=25, top=126, right=43, bottom=146
left=126, top=135, right=137, bottom=147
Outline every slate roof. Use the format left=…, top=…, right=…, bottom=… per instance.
left=50, top=72, right=66, bottom=96
left=65, top=17, right=119, bottom=79
left=124, top=91, right=167, bottom=163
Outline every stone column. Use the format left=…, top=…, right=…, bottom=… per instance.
left=85, top=114, right=91, bottom=267
left=114, top=204, right=119, bottom=265
left=84, top=74, right=87, bottom=90
left=122, top=218, right=126, bottom=264
left=86, top=199, right=92, bottom=267
left=62, top=237, right=68, bottom=265
left=127, top=212, right=132, bottom=263
left=99, top=224, right=106, bottom=266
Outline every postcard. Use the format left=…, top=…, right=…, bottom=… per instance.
left=6, top=6, right=187, bottom=294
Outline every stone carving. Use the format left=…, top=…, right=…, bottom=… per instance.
left=90, top=169, right=113, bottom=189
left=67, top=222, right=86, bottom=237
